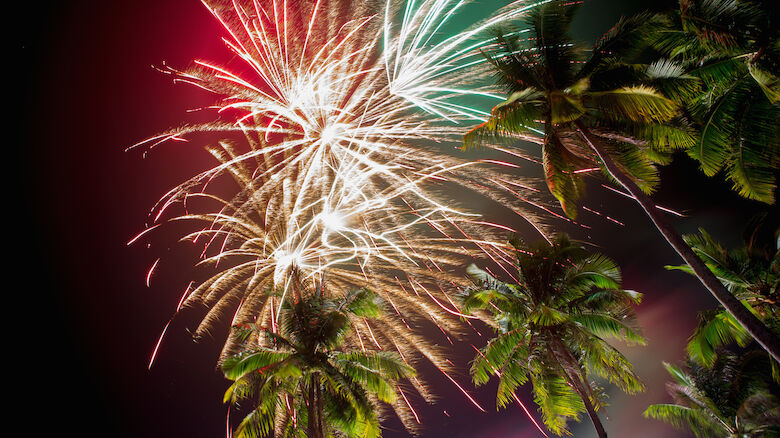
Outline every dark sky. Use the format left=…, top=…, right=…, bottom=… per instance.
left=16, top=1, right=774, bottom=437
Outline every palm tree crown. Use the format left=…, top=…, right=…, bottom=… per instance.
left=653, top=0, right=780, bottom=203
left=645, top=353, right=780, bottom=437
left=222, top=287, right=415, bottom=438
left=464, top=1, right=692, bottom=218
left=464, top=234, right=645, bottom=437
left=463, top=0, right=780, bottom=366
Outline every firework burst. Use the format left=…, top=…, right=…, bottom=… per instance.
left=132, top=0, right=556, bottom=432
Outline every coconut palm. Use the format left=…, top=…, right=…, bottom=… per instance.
left=645, top=354, right=780, bottom=437
left=464, top=233, right=645, bottom=437
left=222, top=286, right=415, bottom=438
left=667, top=216, right=779, bottom=368
left=653, top=0, right=780, bottom=203
left=463, top=0, right=780, bottom=363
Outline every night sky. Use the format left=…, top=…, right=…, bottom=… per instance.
left=17, top=1, right=774, bottom=437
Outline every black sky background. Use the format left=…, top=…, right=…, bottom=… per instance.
left=15, top=1, right=776, bottom=437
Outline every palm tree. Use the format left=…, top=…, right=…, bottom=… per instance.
left=653, top=0, right=780, bottom=203
left=645, top=354, right=780, bottom=437
left=222, top=287, right=415, bottom=438
left=464, top=234, right=645, bottom=437
left=463, top=0, right=780, bottom=363
left=666, top=215, right=779, bottom=368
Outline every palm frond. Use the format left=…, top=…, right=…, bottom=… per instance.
left=341, top=288, right=382, bottom=319
left=462, top=89, right=545, bottom=150
left=643, top=404, right=723, bottom=438
left=222, top=349, right=294, bottom=380
left=543, top=136, right=587, bottom=219
left=644, top=59, right=702, bottom=102
left=687, top=310, right=752, bottom=366
left=527, top=0, right=580, bottom=88
left=633, top=120, right=697, bottom=152
left=748, top=62, right=780, bottom=103
left=482, top=26, right=545, bottom=92
left=579, top=340, right=646, bottom=394
left=722, top=86, right=779, bottom=203
left=471, top=328, right=529, bottom=386
left=331, top=358, right=399, bottom=403
left=549, top=91, right=586, bottom=123
left=233, top=396, right=280, bottom=438
left=567, top=253, right=622, bottom=291
left=582, top=12, right=671, bottom=79
left=335, top=350, right=415, bottom=382
left=573, top=313, right=645, bottom=345
left=691, top=77, right=739, bottom=170
left=589, top=86, right=679, bottom=122
left=598, top=138, right=662, bottom=194
left=529, top=303, right=570, bottom=326
left=532, top=372, right=586, bottom=436
left=494, top=358, right=532, bottom=409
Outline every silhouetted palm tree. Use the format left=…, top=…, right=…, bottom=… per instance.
left=222, top=287, right=414, bottom=438
left=463, top=0, right=780, bottom=363
left=464, top=234, right=645, bottom=437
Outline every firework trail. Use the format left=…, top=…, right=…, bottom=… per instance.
left=131, top=0, right=556, bottom=432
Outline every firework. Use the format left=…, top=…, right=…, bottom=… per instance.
left=131, top=0, right=556, bottom=432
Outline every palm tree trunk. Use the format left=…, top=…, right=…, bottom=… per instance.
left=568, top=373, right=608, bottom=438
left=552, top=337, right=608, bottom=438
left=307, top=378, right=316, bottom=437
left=307, top=374, right=322, bottom=438
left=575, top=121, right=780, bottom=363
left=316, top=377, right=325, bottom=435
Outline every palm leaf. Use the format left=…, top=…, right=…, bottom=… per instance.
left=573, top=313, right=646, bottom=345
left=722, top=85, right=779, bottom=203
left=578, top=339, right=645, bottom=394
left=341, top=288, right=382, bottom=318
left=529, top=303, right=570, bottom=326
left=222, top=349, right=293, bottom=380
left=532, top=372, right=586, bottom=436
left=689, top=56, right=747, bottom=87
left=471, top=328, right=529, bottom=386
left=527, top=0, right=580, bottom=88
left=567, top=253, right=622, bottom=291
left=589, top=86, right=679, bottom=122
left=549, top=91, right=586, bottom=123
left=643, top=404, right=723, bottom=438
left=687, top=310, right=752, bottom=366
left=543, top=136, right=586, bottom=219
left=332, top=358, right=398, bottom=403
left=462, top=89, right=545, bottom=149
left=581, top=12, right=669, bottom=79
left=748, top=63, right=780, bottom=103
left=233, top=395, right=280, bottom=438
left=644, top=59, right=701, bottom=102
left=464, top=262, right=497, bottom=286
left=494, top=358, right=532, bottom=408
